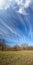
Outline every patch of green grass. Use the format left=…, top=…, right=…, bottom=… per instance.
left=0, top=51, right=33, bottom=65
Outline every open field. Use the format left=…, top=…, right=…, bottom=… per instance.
left=0, top=51, right=33, bottom=65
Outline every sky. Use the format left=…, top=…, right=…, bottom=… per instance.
left=0, top=0, right=33, bottom=46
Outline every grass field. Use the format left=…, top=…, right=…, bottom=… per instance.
left=0, top=51, right=33, bottom=65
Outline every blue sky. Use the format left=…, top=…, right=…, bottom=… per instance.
left=0, top=0, right=33, bottom=46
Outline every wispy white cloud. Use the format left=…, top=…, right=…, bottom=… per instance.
left=0, top=0, right=32, bottom=15
left=0, top=21, right=17, bottom=35
left=0, top=0, right=33, bottom=46
left=0, top=0, right=11, bottom=10
left=29, top=29, right=33, bottom=39
left=24, top=0, right=31, bottom=8
left=15, top=0, right=31, bottom=14
left=0, top=20, right=21, bottom=38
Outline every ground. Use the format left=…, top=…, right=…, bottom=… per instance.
left=0, top=51, right=33, bottom=65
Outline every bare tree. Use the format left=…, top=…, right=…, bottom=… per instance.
left=21, top=43, right=28, bottom=47
left=0, top=39, right=6, bottom=51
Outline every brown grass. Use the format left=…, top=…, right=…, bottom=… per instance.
left=0, top=51, right=33, bottom=65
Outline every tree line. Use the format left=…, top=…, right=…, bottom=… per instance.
left=0, top=39, right=33, bottom=51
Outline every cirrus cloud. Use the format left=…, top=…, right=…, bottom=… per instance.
left=0, top=0, right=32, bottom=15
left=0, top=0, right=11, bottom=9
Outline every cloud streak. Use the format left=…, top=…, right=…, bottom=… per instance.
left=0, top=0, right=32, bottom=15
left=0, top=0, right=33, bottom=46
left=0, top=0, right=11, bottom=9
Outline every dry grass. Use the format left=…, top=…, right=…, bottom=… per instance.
left=0, top=51, right=33, bottom=65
